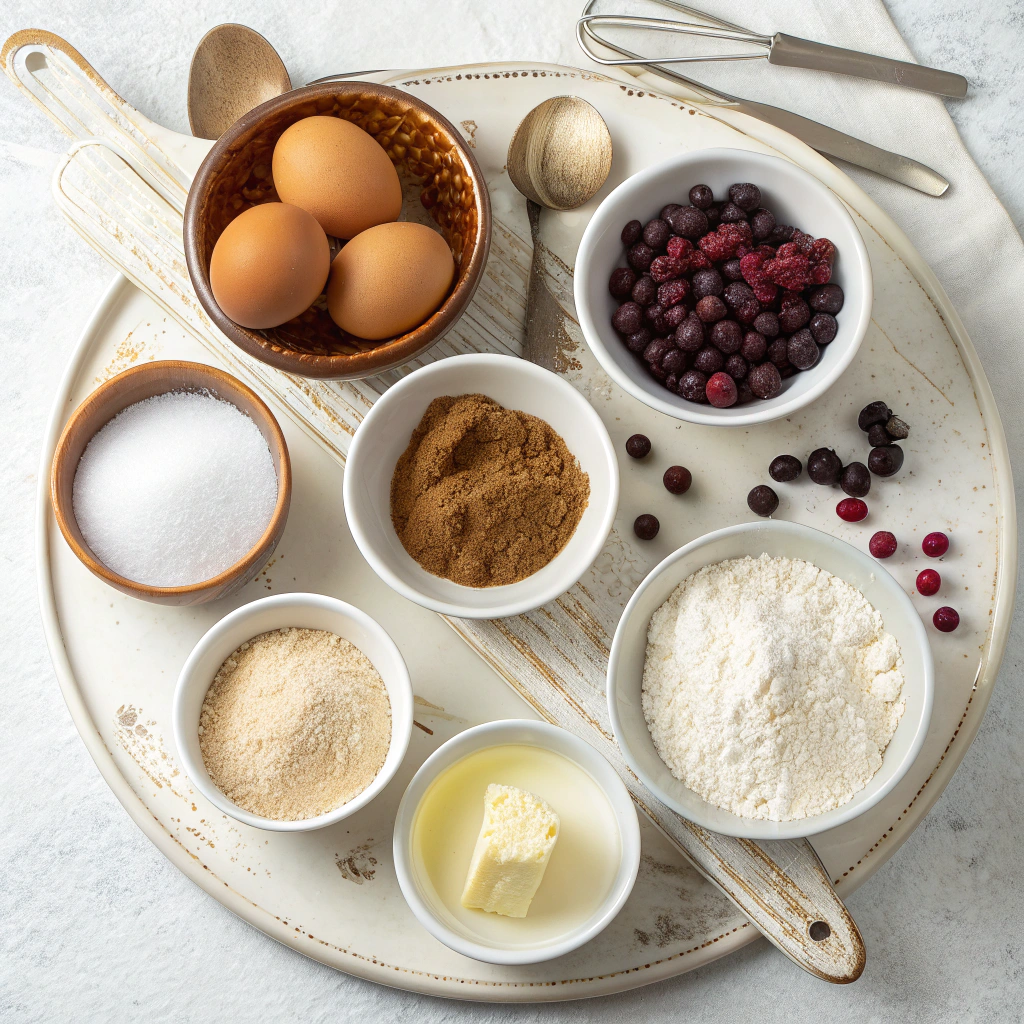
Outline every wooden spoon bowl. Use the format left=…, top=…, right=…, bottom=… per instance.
left=183, top=82, right=492, bottom=380
left=51, top=360, right=291, bottom=606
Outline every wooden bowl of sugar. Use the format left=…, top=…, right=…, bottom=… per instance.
left=51, top=360, right=291, bottom=605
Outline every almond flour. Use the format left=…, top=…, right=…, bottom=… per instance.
left=198, top=627, right=391, bottom=821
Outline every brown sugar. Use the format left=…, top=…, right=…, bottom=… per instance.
left=390, top=394, right=590, bottom=588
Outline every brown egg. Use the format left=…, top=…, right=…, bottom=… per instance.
left=327, top=222, right=455, bottom=340
left=272, top=116, right=403, bottom=239
left=210, top=203, right=330, bottom=329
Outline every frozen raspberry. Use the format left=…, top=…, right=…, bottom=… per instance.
left=748, top=361, right=782, bottom=399
left=917, top=568, right=941, bottom=595
left=666, top=236, right=693, bottom=261
left=739, top=251, right=770, bottom=286
left=649, top=255, right=686, bottom=283
left=752, top=281, right=778, bottom=304
left=687, top=250, right=711, bottom=270
left=766, top=254, right=813, bottom=290
left=706, top=371, right=738, bottom=407
left=658, top=278, right=690, bottom=307
left=922, top=532, right=949, bottom=557
left=811, top=262, right=833, bottom=285
left=779, top=290, right=804, bottom=309
left=677, top=369, right=708, bottom=402
left=836, top=498, right=868, bottom=522
left=869, top=531, right=898, bottom=559
left=933, top=607, right=960, bottom=632
left=699, top=222, right=753, bottom=261
left=791, top=229, right=814, bottom=253
left=608, top=267, right=637, bottom=299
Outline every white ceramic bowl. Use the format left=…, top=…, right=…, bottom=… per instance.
left=172, top=592, right=413, bottom=832
left=608, top=521, right=933, bottom=840
left=392, top=719, right=641, bottom=965
left=343, top=354, right=619, bottom=619
left=575, top=148, right=872, bottom=426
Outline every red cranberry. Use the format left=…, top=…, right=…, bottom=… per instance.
left=658, top=278, right=690, bottom=307
left=663, top=465, right=692, bottom=494
left=621, top=220, right=642, bottom=246
left=711, top=319, right=743, bottom=354
left=694, top=346, right=724, bottom=375
left=728, top=182, right=761, bottom=211
left=696, top=295, right=728, bottom=323
left=869, top=531, right=897, bottom=558
left=706, top=371, right=738, bottom=408
left=922, top=532, right=949, bottom=557
left=933, top=606, right=960, bottom=632
left=837, top=498, right=868, bottom=522
left=724, top=353, right=748, bottom=379
left=612, top=302, right=642, bottom=335
left=609, top=267, right=636, bottom=299
left=748, top=362, right=782, bottom=399
left=634, top=514, right=660, bottom=540
left=741, top=330, right=768, bottom=362
left=688, top=184, right=714, bottom=209
left=916, top=568, right=941, bottom=595
left=677, top=369, right=708, bottom=402
left=632, top=275, right=657, bottom=306
left=650, top=255, right=686, bottom=283
left=643, top=218, right=671, bottom=249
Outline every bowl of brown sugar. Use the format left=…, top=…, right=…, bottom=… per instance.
left=343, top=354, right=619, bottom=619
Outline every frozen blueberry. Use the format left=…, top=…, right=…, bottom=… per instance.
left=753, top=311, right=780, bottom=338
left=643, top=218, right=671, bottom=250
left=809, top=312, right=838, bottom=345
left=711, top=319, right=744, bottom=354
left=747, top=484, right=779, bottom=517
left=729, top=182, right=761, bottom=211
left=748, top=362, right=782, bottom=399
left=841, top=461, right=871, bottom=497
left=621, top=220, right=642, bottom=246
left=692, top=268, right=724, bottom=300
left=786, top=330, right=819, bottom=370
left=611, top=302, right=643, bottom=335
left=609, top=267, right=636, bottom=299
left=688, top=184, right=714, bottom=210
left=810, top=284, right=844, bottom=314
left=769, top=455, right=803, bottom=482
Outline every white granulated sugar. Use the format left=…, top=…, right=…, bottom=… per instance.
left=73, top=391, right=278, bottom=587
left=642, top=554, right=906, bottom=822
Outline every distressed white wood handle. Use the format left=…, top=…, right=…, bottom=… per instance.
left=4, top=29, right=864, bottom=983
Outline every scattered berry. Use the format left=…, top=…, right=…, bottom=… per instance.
left=858, top=401, right=891, bottom=431
left=933, top=606, right=960, bottom=632
left=663, top=465, right=692, bottom=494
left=867, top=422, right=893, bottom=448
left=837, top=497, right=868, bottom=522
left=841, top=462, right=871, bottom=497
left=624, top=433, right=651, bottom=459
left=770, top=455, right=803, bottom=482
left=916, top=568, right=941, bottom=595
left=747, top=485, right=779, bottom=517
left=807, top=447, right=843, bottom=485
left=922, top=532, right=949, bottom=557
left=706, top=371, right=738, bottom=407
left=633, top=513, right=660, bottom=540
left=885, top=415, right=910, bottom=440
left=869, top=531, right=898, bottom=559
left=868, top=444, right=904, bottom=477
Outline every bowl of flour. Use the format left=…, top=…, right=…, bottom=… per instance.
left=607, top=521, right=933, bottom=840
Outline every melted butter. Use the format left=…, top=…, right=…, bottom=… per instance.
left=411, top=743, right=621, bottom=947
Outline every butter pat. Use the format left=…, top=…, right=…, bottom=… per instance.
left=460, top=784, right=560, bottom=918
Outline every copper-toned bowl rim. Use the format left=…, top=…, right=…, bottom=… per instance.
left=183, top=81, right=492, bottom=380
left=51, top=360, right=292, bottom=601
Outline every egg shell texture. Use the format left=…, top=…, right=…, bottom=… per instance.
left=272, top=116, right=403, bottom=239
left=209, top=202, right=330, bottom=330
left=327, top=222, right=455, bottom=341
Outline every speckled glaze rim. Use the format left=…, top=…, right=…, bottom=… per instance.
left=182, top=81, right=492, bottom=380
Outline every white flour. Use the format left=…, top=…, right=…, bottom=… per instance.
left=642, top=554, right=906, bottom=821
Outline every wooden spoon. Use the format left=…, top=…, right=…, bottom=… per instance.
left=187, top=24, right=291, bottom=140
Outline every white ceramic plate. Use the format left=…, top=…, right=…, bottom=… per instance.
left=608, top=521, right=933, bottom=840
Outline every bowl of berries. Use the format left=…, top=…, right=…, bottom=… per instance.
left=574, top=149, right=872, bottom=425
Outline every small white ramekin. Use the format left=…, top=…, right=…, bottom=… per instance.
left=575, top=148, right=872, bottom=426
left=343, top=353, right=619, bottom=619
left=608, top=520, right=933, bottom=840
left=172, top=592, right=413, bottom=832
left=392, top=719, right=641, bottom=965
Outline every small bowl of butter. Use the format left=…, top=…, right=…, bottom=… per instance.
left=392, top=720, right=641, bottom=965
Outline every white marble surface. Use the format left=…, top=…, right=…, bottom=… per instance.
left=1, top=1, right=1021, bottom=1020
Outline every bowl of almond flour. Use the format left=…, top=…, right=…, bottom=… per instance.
left=607, top=521, right=933, bottom=840
left=172, top=593, right=413, bottom=831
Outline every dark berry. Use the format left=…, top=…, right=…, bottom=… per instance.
left=769, top=455, right=802, bottom=482
left=658, top=278, right=690, bottom=308
left=922, top=532, right=949, bottom=557
left=644, top=303, right=668, bottom=333
left=768, top=223, right=795, bottom=246
left=722, top=258, right=744, bottom=281
left=643, top=218, right=671, bottom=250
left=841, top=461, right=871, bottom=497
left=674, top=314, right=705, bottom=352
left=647, top=361, right=667, bottom=382
left=650, top=255, right=686, bottom=283
left=837, top=497, right=868, bottom=522
left=809, top=312, right=838, bottom=345
left=719, top=202, right=748, bottom=223
left=678, top=369, right=708, bottom=402
left=625, top=328, right=651, bottom=353
left=664, top=304, right=688, bottom=330
left=662, top=348, right=685, bottom=375
left=660, top=203, right=682, bottom=222
left=747, top=484, right=779, bottom=517
left=694, top=345, right=724, bottom=375
left=778, top=299, right=811, bottom=333
left=663, top=465, right=692, bottom=494
left=933, top=606, right=959, bottom=632
left=723, top=281, right=755, bottom=310
left=665, top=206, right=708, bottom=239
left=706, top=371, right=737, bottom=408
left=724, top=353, right=748, bottom=379
left=621, top=220, right=642, bottom=246
left=868, top=423, right=892, bottom=448
left=752, top=312, right=779, bottom=338
left=643, top=337, right=672, bottom=366
left=696, top=295, right=728, bottom=323
left=886, top=415, right=910, bottom=440
left=609, top=267, right=636, bottom=299
left=786, top=330, right=819, bottom=370
left=917, top=568, right=941, bottom=595
left=665, top=373, right=680, bottom=392
left=692, top=268, right=724, bottom=299
left=868, top=444, right=904, bottom=477
left=632, top=275, right=657, bottom=306
left=735, top=299, right=762, bottom=326
left=729, top=182, right=761, bottom=211
left=736, top=379, right=754, bottom=404
left=810, top=284, right=844, bottom=314
left=612, top=302, right=642, bottom=335
left=627, top=243, right=655, bottom=272
left=633, top=513, right=660, bottom=540
left=741, top=330, right=768, bottom=362
left=767, top=337, right=790, bottom=368
left=750, top=208, right=776, bottom=240
left=711, top=319, right=743, bottom=354
left=704, top=203, right=721, bottom=229
left=688, top=184, right=714, bottom=210
left=624, top=434, right=651, bottom=459
left=748, top=362, right=782, bottom=399
left=869, top=531, right=898, bottom=559
left=807, top=447, right=843, bottom=485
left=858, top=401, right=891, bottom=431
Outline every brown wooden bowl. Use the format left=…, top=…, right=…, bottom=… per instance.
left=183, top=82, right=492, bottom=380
left=51, top=360, right=291, bottom=605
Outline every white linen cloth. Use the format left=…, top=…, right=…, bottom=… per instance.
left=0, top=0, right=1021, bottom=1020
